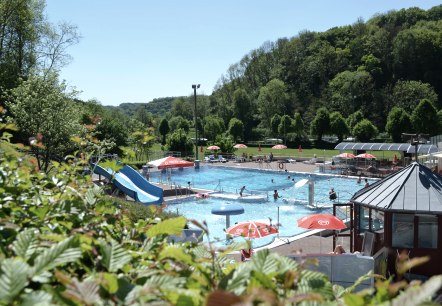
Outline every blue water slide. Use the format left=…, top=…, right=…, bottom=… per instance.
left=114, top=165, right=164, bottom=205
left=91, top=163, right=114, bottom=181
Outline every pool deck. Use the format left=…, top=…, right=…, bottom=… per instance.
left=162, top=160, right=352, bottom=261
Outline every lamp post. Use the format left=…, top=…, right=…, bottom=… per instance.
left=192, top=84, right=200, bottom=168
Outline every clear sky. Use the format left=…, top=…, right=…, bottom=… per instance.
left=45, top=0, right=440, bottom=106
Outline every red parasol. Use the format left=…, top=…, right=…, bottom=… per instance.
left=336, top=153, right=355, bottom=159
left=234, top=144, right=248, bottom=149
left=207, top=145, right=220, bottom=150
left=226, top=221, right=278, bottom=239
left=297, top=214, right=346, bottom=230
left=148, top=156, right=194, bottom=169
left=297, top=214, right=346, bottom=253
left=272, top=144, right=287, bottom=149
left=355, top=153, right=376, bottom=159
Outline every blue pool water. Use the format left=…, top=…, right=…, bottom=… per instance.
left=150, top=165, right=372, bottom=247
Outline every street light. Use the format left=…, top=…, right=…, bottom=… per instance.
left=192, top=84, right=200, bottom=168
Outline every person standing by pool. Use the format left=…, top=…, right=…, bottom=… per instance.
left=240, top=186, right=246, bottom=197
left=273, top=190, right=281, bottom=201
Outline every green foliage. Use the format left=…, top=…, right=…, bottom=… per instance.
left=346, top=111, right=364, bottom=132
left=257, top=79, right=290, bottom=128
left=353, top=118, right=379, bottom=142
left=166, top=128, right=194, bottom=155
left=330, top=112, right=350, bottom=141
left=204, top=115, right=226, bottom=141
left=411, top=99, right=439, bottom=136
left=159, top=118, right=170, bottom=144
left=391, top=80, right=439, bottom=113
left=169, top=115, right=190, bottom=133
left=6, top=72, right=81, bottom=171
left=386, top=107, right=413, bottom=142
left=310, top=107, right=330, bottom=141
left=228, top=118, right=244, bottom=142
left=215, top=134, right=235, bottom=153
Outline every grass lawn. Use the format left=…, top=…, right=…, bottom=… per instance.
left=151, top=143, right=397, bottom=160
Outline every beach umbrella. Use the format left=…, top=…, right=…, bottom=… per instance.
left=207, top=145, right=220, bottom=150
left=297, top=214, right=346, bottom=252
left=234, top=144, right=248, bottom=149
left=336, top=153, right=355, bottom=159
left=272, top=144, right=287, bottom=149
left=148, top=156, right=194, bottom=170
left=297, top=214, right=346, bottom=230
left=226, top=220, right=278, bottom=239
left=355, top=153, right=376, bottom=159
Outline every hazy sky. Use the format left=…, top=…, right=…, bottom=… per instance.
left=45, top=1, right=440, bottom=106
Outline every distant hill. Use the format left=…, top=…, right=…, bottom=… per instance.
left=107, top=97, right=180, bottom=117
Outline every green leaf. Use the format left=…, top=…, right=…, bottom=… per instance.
left=29, top=206, right=50, bottom=221
left=146, top=216, right=187, bottom=238
left=63, top=278, right=100, bottom=305
left=12, top=228, right=38, bottom=260
left=159, top=245, right=193, bottom=265
left=21, top=290, right=54, bottom=306
left=249, top=249, right=280, bottom=275
left=32, top=237, right=82, bottom=278
left=391, top=275, right=442, bottom=306
left=101, top=272, right=119, bottom=294
left=0, top=259, right=31, bottom=304
left=225, top=265, right=251, bottom=295
left=100, top=239, right=132, bottom=272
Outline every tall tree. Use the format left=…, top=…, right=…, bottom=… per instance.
left=293, top=112, right=305, bottom=139
left=411, top=99, right=438, bottom=136
left=204, top=116, right=225, bottom=141
left=353, top=119, right=379, bottom=142
left=390, top=80, right=438, bottom=113
left=385, top=107, right=412, bottom=142
left=310, top=107, right=330, bottom=141
left=257, top=79, right=289, bottom=128
left=158, top=118, right=170, bottom=145
left=0, top=0, right=80, bottom=97
left=329, top=112, right=350, bottom=142
left=6, top=72, right=80, bottom=171
left=228, top=118, right=244, bottom=142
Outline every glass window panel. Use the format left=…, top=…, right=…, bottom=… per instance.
left=418, top=215, right=438, bottom=249
left=359, top=206, right=370, bottom=233
left=372, top=210, right=384, bottom=231
left=392, top=214, right=414, bottom=248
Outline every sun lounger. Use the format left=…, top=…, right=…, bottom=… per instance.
left=303, top=158, right=317, bottom=164
left=287, top=158, right=296, bottom=164
left=218, top=155, right=227, bottom=163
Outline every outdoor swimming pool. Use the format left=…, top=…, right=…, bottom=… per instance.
left=150, top=165, right=373, bottom=247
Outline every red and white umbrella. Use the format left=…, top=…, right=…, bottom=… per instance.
left=148, top=156, right=194, bottom=169
left=297, top=214, right=346, bottom=252
left=272, top=144, right=287, bottom=149
left=355, top=153, right=376, bottom=159
left=297, top=214, right=346, bottom=230
left=234, top=144, right=248, bottom=149
left=336, top=153, right=355, bottom=159
left=207, top=145, right=220, bottom=150
left=226, top=221, right=278, bottom=239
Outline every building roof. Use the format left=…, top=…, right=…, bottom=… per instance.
left=335, top=142, right=438, bottom=154
left=351, top=162, right=442, bottom=214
